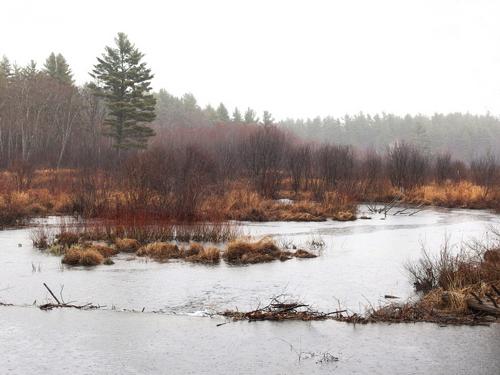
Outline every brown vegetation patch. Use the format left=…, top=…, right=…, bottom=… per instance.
left=62, top=247, right=104, bottom=266
left=339, top=235, right=500, bottom=325
left=221, top=190, right=357, bottom=222
left=90, top=244, right=119, bottom=258
left=186, top=246, right=221, bottom=264
left=224, top=238, right=283, bottom=264
left=136, top=242, right=182, bottom=261
left=183, top=242, right=204, bottom=257
left=223, top=238, right=317, bottom=264
left=56, top=231, right=80, bottom=248
left=115, top=238, right=141, bottom=253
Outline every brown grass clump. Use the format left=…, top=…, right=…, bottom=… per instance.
left=62, top=247, right=104, bottom=266
left=401, top=182, right=494, bottom=209
left=220, top=189, right=356, bottom=222
left=90, top=244, right=119, bottom=258
left=186, top=246, right=221, bottom=264
left=223, top=238, right=319, bottom=264
left=183, top=242, right=204, bottom=257
left=136, top=242, right=182, bottom=261
left=224, top=238, right=283, bottom=264
left=332, top=211, right=356, bottom=221
left=335, top=233, right=500, bottom=326
left=405, top=237, right=499, bottom=293
left=115, top=238, right=141, bottom=253
left=56, top=231, right=80, bottom=248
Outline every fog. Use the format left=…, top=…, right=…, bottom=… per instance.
left=2, top=0, right=500, bottom=119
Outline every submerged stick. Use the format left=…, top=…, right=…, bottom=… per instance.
left=43, top=283, right=61, bottom=305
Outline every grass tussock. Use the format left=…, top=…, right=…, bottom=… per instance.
left=342, top=234, right=500, bottom=325
left=62, top=247, right=104, bottom=266
left=186, top=246, right=221, bottom=264
left=224, top=237, right=317, bottom=264
left=55, top=231, right=80, bottom=248
left=224, top=238, right=282, bottom=263
left=91, top=244, right=119, bottom=258
left=115, top=238, right=141, bottom=253
left=32, top=224, right=319, bottom=266
left=136, top=242, right=182, bottom=261
left=405, top=238, right=499, bottom=293
left=183, top=242, right=204, bottom=257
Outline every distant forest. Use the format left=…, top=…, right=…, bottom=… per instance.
left=154, top=90, right=500, bottom=161
left=280, top=113, right=500, bottom=161
left=1, top=50, right=499, bottom=170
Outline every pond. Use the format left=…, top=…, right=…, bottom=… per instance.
left=0, top=206, right=499, bottom=374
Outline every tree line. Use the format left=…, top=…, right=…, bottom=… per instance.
left=0, top=32, right=499, bottom=186
left=281, top=113, right=500, bottom=162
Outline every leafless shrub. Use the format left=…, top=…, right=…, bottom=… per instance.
left=470, top=153, right=498, bottom=197
left=387, top=141, right=429, bottom=190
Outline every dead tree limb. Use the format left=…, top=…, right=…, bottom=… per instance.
left=43, top=282, right=61, bottom=304
left=466, top=298, right=500, bottom=316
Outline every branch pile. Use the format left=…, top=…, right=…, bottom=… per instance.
left=222, top=296, right=345, bottom=322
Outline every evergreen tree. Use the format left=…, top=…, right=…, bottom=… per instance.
left=44, top=53, right=57, bottom=77
left=412, top=123, right=430, bottom=152
left=22, top=60, right=38, bottom=78
left=0, top=56, right=12, bottom=79
left=244, top=107, right=258, bottom=124
left=182, top=93, right=199, bottom=111
left=263, top=110, right=274, bottom=125
left=216, top=102, right=230, bottom=122
left=90, top=33, right=156, bottom=150
left=232, top=107, right=242, bottom=123
left=44, top=52, right=73, bottom=83
left=204, top=104, right=218, bottom=122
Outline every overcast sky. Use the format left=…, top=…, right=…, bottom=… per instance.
left=2, top=0, right=499, bottom=119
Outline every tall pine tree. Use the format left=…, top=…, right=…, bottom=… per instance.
left=90, top=33, right=156, bottom=150
left=216, top=102, right=229, bottom=122
left=244, top=107, right=258, bottom=124
left=44, top=52, right=73, bottom=83
left=0, top=56, right=12, bottom=79
left=262, top=110, right=274, bottom=125
left=232, top=107, right=242, bottom=123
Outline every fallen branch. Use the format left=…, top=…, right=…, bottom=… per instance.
left=466, top=298, right=500, bottom=317
left=43, top=282, right=61, bottom=305
left=40, top=282, right=101, bottom=311
left=39, top=302, right=102, bottom=311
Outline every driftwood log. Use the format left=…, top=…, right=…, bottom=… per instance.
left=466, top=298, right=500, bottom=316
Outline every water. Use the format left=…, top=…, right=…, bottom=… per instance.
left=1, top=206, right=498, bottom=313
left=0, top=206, right=499, bottom=374
left=0, top=307, right=498, bottom=374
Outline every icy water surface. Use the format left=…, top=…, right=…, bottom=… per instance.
left=0, top=307, right=498, bottom=375
left=0, top=206, right=499, bottom=374
left=0, top=206, right=498, bottom=313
